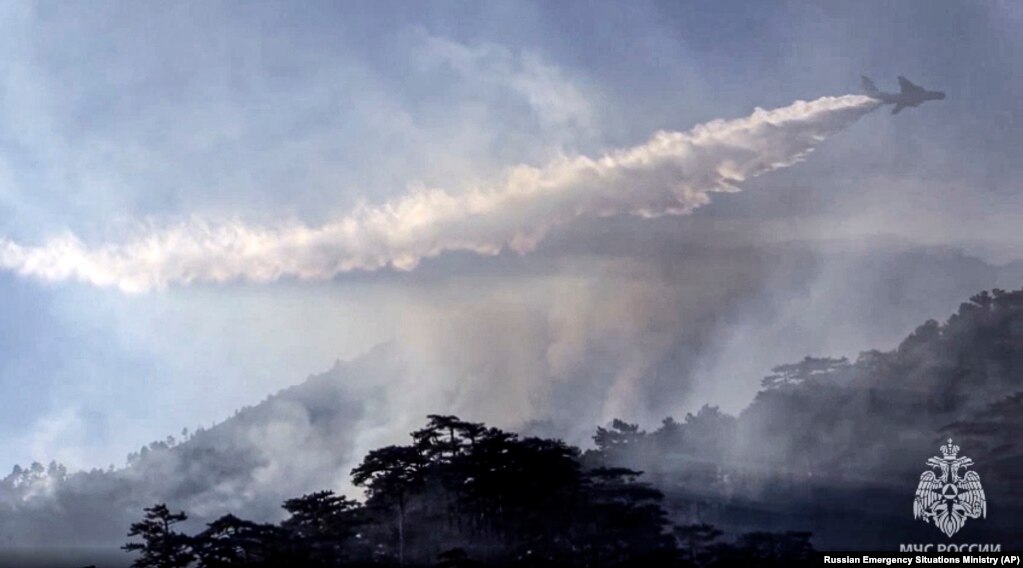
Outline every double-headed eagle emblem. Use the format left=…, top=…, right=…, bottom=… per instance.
left=913, top=438, right=986, bottom=537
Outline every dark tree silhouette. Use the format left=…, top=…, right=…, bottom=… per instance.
left=351, top=445, right=427, bottom=566
left=593, top=419, right=645, bottom=455
left=125, top=414, right=829, bottom=567
left=412, top=415, right=485, bottom=461
left=579, top=467, right=676, bottom=566
left=674, top=523, right=723, bottom=566
left=192, top=514, right=282, bottom=567
left=280, top=490, right=365, bottom=565
left=122, top=504, right=194, bottom=568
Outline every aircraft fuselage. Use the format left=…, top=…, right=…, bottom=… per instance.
left=861, top=75, right=945, bottom=114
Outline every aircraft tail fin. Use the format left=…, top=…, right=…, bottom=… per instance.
left=861, top=75, right=880, bottom=95
left=898, top=76, right=924, bottom=93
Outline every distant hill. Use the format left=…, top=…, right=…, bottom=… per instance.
left=0, top=343, right=402, bottom=550
left=0, top=244, right=1020, bottom=555
left=592, top=288, right=1023, bottom=549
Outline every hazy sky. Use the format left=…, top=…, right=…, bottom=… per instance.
left=0, top=0, right=1020, bottom=472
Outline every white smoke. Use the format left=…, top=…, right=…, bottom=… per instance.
left=0, top=95, right=878, bottom=293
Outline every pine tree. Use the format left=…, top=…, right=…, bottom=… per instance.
left=122, top=504, right=194, bottom=568
left=352, top=445, right=427, bottom=566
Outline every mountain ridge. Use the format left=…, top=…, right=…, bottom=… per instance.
left=1, top=245, right=1020, bottom=551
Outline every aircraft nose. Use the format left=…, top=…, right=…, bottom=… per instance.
left=937, top=92, right=946, bottom=99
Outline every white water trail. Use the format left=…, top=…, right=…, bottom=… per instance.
left=0, top=95, right=878, bottom=292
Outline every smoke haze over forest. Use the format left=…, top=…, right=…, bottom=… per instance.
left=0, top=1, right=1020, bottom=564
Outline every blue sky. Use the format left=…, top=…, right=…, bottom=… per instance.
left=0, top=0, right=1020, bottom=471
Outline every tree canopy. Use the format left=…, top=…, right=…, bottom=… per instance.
left=125, top=416, right=815, bottom=567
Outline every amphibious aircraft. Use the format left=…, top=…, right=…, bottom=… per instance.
left=861, top=75, right=945, bottom=114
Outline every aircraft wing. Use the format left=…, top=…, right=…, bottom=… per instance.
left=898, top=76, right=924, bottom=93
left=891, top=103, right=906, bottom=115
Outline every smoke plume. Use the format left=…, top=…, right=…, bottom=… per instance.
left=0, top=95, right=878, bottom=293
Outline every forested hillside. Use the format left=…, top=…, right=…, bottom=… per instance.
left=122, top=415, right=814, bottom=567
left=591, top=288, right=1023, bottom=548
left=119, top=288, right=1023, bottom=565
